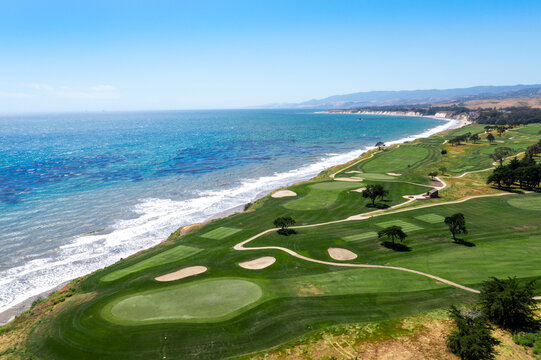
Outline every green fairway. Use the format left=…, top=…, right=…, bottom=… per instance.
left=415, top=213, right=445, bottom=224
left=101, top=279, right=263, bottom=325
left=354, top=172, right=396, bottom=180
left=375, top=219, right=424, bottom=232
left=200, top=226, right=241, bottom=239
left=507, top=197, right=541, bottom=211
left=362, top=146, right=430, bottom=173
left=343, top=231, right=378, bottom=242
left=284, top=181, right=363, bottom=210
left=100, top=245, right=203, bottom=282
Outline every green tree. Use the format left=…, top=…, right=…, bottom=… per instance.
left=479, top=277, right=539, bottom=332
left=428, top=171, right=438, bottom=180
left=273, top=216, right=296, bottom=235
left=362, top=184, right=380, bottom=206
left=444, top=213, right=467, bottom=242
left=375, top=141, right=385, bottom=150
left=470, top=133, right=480, bottom=144
left=487, top=133, right=495, bottom=144
left=439, top=166, right=447, bottom=175
left=447, top=305, right=500, bottom=360
left=377, top=225, right=407, bottom=245
left=490, top=147, right=513, bottom=166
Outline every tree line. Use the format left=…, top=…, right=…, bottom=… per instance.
left=487, top=153, right=541, bottom=190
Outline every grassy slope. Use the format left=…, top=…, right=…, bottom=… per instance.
left=3, top=124, right=539, bottom=360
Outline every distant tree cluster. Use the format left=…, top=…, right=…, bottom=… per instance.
left=449, top=132, right=482, bottom=146
left=487, top=154, right=541, bottom=190
left=475, top=108, right=541, bottom=125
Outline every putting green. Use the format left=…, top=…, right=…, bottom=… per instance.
left=375, top=220, right=423, bottom=232
left=507, top=196, right=541, bottom=211
left=343, top=231, right=378, bottom=242
left=200, top=227, right=241, bottom=239
left=284, top=182, right=363, bottom=210
left=101, top=245, right=203, bottom=282
left=102, top=279, right=263, bottom=325
left=415, top=214, right=445, bottom=224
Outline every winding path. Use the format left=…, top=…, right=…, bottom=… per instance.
left=236, top=145, right=541, bottom=299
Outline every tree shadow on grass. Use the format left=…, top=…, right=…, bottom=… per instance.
left=277, top=229, right=297, bottom=236
left=453, top=239, right=475, bottom=247
left=380, top=241, right=411, bottom=252
left=366, top=203, right=390, bottom=209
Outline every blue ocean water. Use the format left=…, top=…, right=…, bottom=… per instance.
left=0, top=109, right=451, bottom=314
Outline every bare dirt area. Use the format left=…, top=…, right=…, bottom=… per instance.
left=154, top=266, right=208, bottom=282
left=352, top=187, right=366, bottom=193
left=238, top=256, right=276, bottom=269
left=271, top=190, right=297, bottom=198
left=328, top=248, right=357, bottom=261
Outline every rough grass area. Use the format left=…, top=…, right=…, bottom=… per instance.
left=200, top=226, right=241, bottom=239
left=100, top=245, right=203, bottom=282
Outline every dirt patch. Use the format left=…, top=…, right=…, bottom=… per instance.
left=238, top=256, right=276, bottom=270
left=387, top=172, right=402, bottom=176
left=352, top=187, right=367, bottom=193
left=271, top=190, right=297, bottom=198
left=155, top=266, right=208, bottom=282
left=513, top=225, right=539, bottom=231
left=335, top=177, right=364, bottom=182
left=297, top=283, right=325, bottom=297
left=328, top=248, right=358, bottom=261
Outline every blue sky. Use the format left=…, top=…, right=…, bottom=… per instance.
left=0, top=0, right=540, bottom=112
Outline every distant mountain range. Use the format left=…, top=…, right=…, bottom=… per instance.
left=264, top=84, right=541, bottom=109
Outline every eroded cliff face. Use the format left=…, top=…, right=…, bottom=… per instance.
left=325, top=109, right=471, bottom=121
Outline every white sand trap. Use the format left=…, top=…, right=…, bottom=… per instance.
left=352, top=187, right=367, bottom=193
left=345, top=170, right=363, bottom=174
left=239, top=256, right=276, bottom=270
left=328, top=248, right=358, bottom=261
left=271, top=190, right=297, bottom=198
left=335, top=177, right=364, bottom=182
left=155, top=266, right=207, bottom=282
left=387, top=172, right=402, bottom=176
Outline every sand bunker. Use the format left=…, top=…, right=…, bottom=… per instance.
left=155, top=266, right=207, bottom=282
left=328, top=248, right=358, bottom=261
left=345, top=170, right=363, bottom=174
left=352, top=187, right=367, bottom=193
left=387, top=172, right=402, bottom=176
left=271, top=190, right=297, bottom=198
left=239, top=256, right=276, bottom=270
left=334, top=177, right=364, bottom=182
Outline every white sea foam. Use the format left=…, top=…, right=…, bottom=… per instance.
left=0, top=117, right=458, bottom=318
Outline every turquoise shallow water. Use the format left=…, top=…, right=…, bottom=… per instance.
left=0, top=109, right=450, bottom=314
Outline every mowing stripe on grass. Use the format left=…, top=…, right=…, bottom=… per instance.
left=101, top=245, right=203, bottom=282
left=375, top=220, right=423, bottom=232
left=343, top=232, right=378, bottom=242
left=415, top=214, right=445, bottom=224
left=201, top=227, right=241, bottom=240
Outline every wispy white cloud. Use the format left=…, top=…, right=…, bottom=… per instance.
left=25, top=83, right=54, bottom=91
left=0, top=91, right=32, bottom=98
